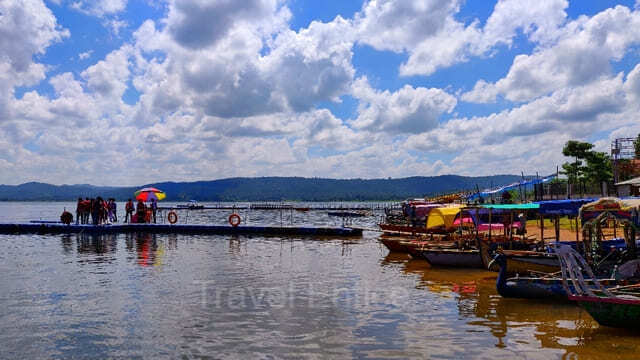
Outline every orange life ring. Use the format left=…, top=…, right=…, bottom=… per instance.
left=167, top=211, right=178, bottom=224
left=228, top=213, right=241, bottom=227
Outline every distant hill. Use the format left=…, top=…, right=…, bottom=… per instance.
left=0, top=175, right=522, bottom=201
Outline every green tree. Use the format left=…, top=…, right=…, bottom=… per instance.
left=584, top=151, right=612, bottom=194
left=635, top=133, right=640, bottom=159
left=561, top=140, right=593, bottom=185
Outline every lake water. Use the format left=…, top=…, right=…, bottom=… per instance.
left=1, top=202, right=639, bottom=359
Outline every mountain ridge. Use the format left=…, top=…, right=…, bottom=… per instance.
left=0, top=175, right=523, bottom=201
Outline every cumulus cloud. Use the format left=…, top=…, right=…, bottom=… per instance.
left=356, top=0, right=568, bottom=76
left=407, top=71, right=639, bottom=175
left=463, top=5, right=640, bottom=103
left=70, top=0, right=128, bottom=17
left=350, top=77, right=456, bottom=134
left=82, top=46, right=132, bottom=100
left=167, top=0, right=284, bottom=49
left=0, top=0, right=68, bottom=121
left=0, top=0, right=69, bottom=72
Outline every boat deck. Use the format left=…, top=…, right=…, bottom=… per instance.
left=0, top=222, right=362, bottom=237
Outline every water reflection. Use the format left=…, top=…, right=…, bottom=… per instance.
left=59, top=233, right=119, bottom=265
left=59, top=232, right=179, bottom=268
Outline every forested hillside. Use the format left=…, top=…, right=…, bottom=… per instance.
left=0, top=175, right=521, bottom=201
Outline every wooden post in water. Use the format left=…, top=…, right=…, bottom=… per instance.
left=509, top=210, right=514, bottom=242
left=540, top=213, right=544, bottom=243
left=488, top=208, right=492, bottom=243
left=475, top=208, right=480, bottom=246
left=554, top=215, right=560, bottom=242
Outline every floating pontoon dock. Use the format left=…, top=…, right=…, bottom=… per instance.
left=0, top=223, right=362, bottom=237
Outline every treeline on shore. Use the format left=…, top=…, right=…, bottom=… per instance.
left=0, top=175, right=522, bottom=202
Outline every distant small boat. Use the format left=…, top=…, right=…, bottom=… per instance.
left=327, top=211, right=368, bottom=217
left=176, top=200, right=204, bottom=209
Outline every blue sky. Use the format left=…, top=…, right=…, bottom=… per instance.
left=1, top=0, right=640, bottom=185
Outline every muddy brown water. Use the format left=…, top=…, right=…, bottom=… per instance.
left=1, top=202, right=639, bottom=359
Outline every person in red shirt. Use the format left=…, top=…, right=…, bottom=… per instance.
left=75, top=198, right=82, bottom=225
left=125, top=199, right=134, bottom=223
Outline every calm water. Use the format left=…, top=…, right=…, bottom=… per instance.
left=1, top=202, right=639, bottom=359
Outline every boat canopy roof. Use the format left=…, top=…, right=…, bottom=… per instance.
left=536, top=198, right=596, bottom=216
left=580, top=197, right=640, bottom=226
left=481, top=203, right=540, bottom=210
left=426, top=206, right=461, bottom=229
left=580, top=197, right=640, bottom=212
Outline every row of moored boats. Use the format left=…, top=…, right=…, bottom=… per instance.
left=378, top=197, right=640, bottom=329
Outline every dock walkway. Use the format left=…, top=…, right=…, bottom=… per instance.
left=0, top=223, right=362, bottom=237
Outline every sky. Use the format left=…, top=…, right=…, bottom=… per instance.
left=2, top=0, right=640, bottom=186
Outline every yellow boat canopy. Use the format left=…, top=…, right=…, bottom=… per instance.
left=426, top=206, right=461, bottom=229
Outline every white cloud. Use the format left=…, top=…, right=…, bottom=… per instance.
left=81, top=45, right=132, bottom=100
left=0, top=0, right=69, bottom=72
left=350, top=77, right=456, bottom=134
left=166, top=0, right=286, bottom=49
left=0, top=0, right=68, bottom=122
left=463, top=5, right=640, bottom=103
left=70, top=0, right=128, bottom=16
left=356, top=0, right=461, bottom=53
left=356, top=0, right=568, bottom=76
left=407, top=71, right=639, bottom=175
left=78, top=50, right=93, bottom=60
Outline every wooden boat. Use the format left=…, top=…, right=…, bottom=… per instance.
left=418, top=247, right=486, bottom=268
left=496, top=250, right=560, bottom=275
left=557, top=244, right=640, bottom=329
left=494, top=238, right=635, bottom=276
left=415, top=234, right=494, bottom=269
left=569, top=294, right=640, bottom=328
left=490, top=252, right=623, bottom=300
left=378, top=234, right=448, bottom=253
left=379, top=236, right=412, bottom=253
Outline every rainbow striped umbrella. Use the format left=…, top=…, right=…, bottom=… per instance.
left=134, top=187, right=166, bottom=202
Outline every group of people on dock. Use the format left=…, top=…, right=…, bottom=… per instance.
left=77, top=198, right=157, bottom=225
left=76, top=197, right=117, bottom=225
left=124, top=198, right=158, bottom=224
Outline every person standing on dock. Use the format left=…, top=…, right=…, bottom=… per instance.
left=90, top=198, right=98, bottom=225
left=107, top=199, right=117, bottom=223
left=125, top=199, right=134, bottom=223
left=76, top=198, right=83, bottom=225
left=82, top=198, right=90, bottom=224
left=112, top=199, right=118, bottom=222
left=136, top=200, right=146, bottom=223
left=150, top=198, right=157, bottom=223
